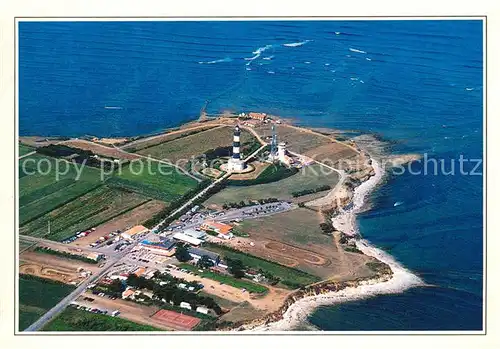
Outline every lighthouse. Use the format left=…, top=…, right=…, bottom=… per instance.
left=227, top=125, right=246, bottom=172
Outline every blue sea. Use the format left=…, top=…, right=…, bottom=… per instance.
left=19, top=20, right=484, bottom=331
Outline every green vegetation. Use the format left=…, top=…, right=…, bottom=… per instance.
left=227, top=163, right=299, bottom=186
left=33, top=246, right=98, bottom=264
left=179, top=263, right=268, bottom=294
left=204, top=243, right=320, bottom=288
left=174, top=243, right=192, bottom=262
left=42, top=306, right=162, bottom=331
left=344, top=246, right=363, bottom=254
left=19, top=154, right=104, bottom=225
left=110, top=160, right=198, bottom=202
left=292, top=184, right=331, bottom=198
left=205, top=164, right=340, bottom=206
left=222, top=197, right=279, bottom=210
left=19, top=143, right=34, bottom=156
left=20, top=185, right=150, bottom=241
left=19, top=274, right=75, bottom=331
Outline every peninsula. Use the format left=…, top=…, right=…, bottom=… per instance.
left=18, top=112, right=422, bottom=332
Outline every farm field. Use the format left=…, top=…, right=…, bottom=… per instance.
left=19, top=143, right=35, bottom=156
left=42, top=306, right=162, bottom=331
left=122, top=124, right=220, bottom=152
left=69, top=199, right=167, bottom=247
left=303, top=142, right=359, bottom=165
left=20, top=185, right=150, bottom=241
left=110, top=160, right=198, bottom=201
left=179, top=263, right=268, bottom=294
left=61, top=139, right=141, bottom=161
left=253, top=124, right=331, bottom=154
left=205, top=164, right=339, bottom=209
left=204, top=243, right=320, bottom=289
left=19, top=154, right=104, bottom=225
left=19, top=274, right=75, bottom=331
left=137, top=126, right=256, bottom=168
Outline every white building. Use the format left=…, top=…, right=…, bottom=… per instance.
left=180, top=302, right=192, bottom=310
left=172, top=232, right=202, bottom=246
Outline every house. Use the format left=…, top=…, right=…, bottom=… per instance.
left=248, top=112, right=267, bottom=121
left=200, top=221, right=233, bottom=240
left=133, top=267, right=146, bottom=277
left=188, top=247, right=221, bottom=265
left=183, top=228, right=206, bottom=240
left=180, top=302, right=192, bottom=310
left=121, top=288, right=135, bottom=299
left=122, top=225, right=149, bottom=240
left=196, top=306, right=209, bottom=315
left=87, top=252, right=104, bottom=262
left=172, top=232, right=203, bottom=246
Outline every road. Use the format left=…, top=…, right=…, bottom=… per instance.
left=19, top=151, right=36, bottom=159
left=23, top=241, right=139, bottom=332
left=19, top=235, right=97, bottom=254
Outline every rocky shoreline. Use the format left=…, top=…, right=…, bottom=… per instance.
left=217, top=137, right=423, bottom=332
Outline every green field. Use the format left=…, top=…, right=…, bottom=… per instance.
left=19, top=154, right=104, bottom=225
left=20, top=185, right=150, bottom=241
left=19, top=274, right=75, bottom=331
left=110, top=160, right=198, bottom=201
left=204, top=244, right=320, bottom=289
left=19, top=143, right=35, bottom=156
left=42, top=306, right=162, bottom=331
left=205, top=164, right=339, bottom=207
left=179, top=263, right=268, bottom=294
left=137, top=126, right=256, bottom=167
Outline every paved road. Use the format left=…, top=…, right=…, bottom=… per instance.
left=23, top=241, right=139, bottom=332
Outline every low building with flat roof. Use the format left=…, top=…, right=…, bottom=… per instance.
left=183, top=228, right=206, bottom=240
left=172, top=232, right=202, bottom=246
left=188, top=247, right=220, bottom=265
left=200, top=221, right=233, bottom=235
left=122, top=225, right=149, bottom=240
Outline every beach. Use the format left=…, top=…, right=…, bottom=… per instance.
left=245, top=156, right=425, bottom=331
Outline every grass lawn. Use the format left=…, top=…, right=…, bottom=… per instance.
left=42, top=306, right=162, bottom=331
left=19, top=143, right=35, bottom=156
left=20, top=185, right=150, bottom=241
left=203, top=244, right=320, bottom=289
left=110, top=160, right=198, bottom=202
left=179, top=263, right=268, bottom=294
left=19, top=154, right=104, bottom=225
left=19, top=274, right=75, bottom=331
left=205, top=164, right=339, bottom=207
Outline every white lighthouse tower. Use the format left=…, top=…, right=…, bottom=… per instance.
left=227, top=125, right=246, bottom=172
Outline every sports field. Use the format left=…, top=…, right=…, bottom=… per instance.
left=43, top=306, right=162, bottom=331
left=111, top=160, right=198, bottom=201
left=19, top=154, right=104, bottom=225
left=19, top=274, right=75, bottom=331
left=20, top=185, right=150, bottom=241
left=205, top=164, right=339, bottom=208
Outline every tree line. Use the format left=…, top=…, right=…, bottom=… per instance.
left=291, top=184, right=331, bottom=198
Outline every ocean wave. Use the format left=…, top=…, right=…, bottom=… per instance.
left=263, top=55, right=274, bottom=60
left=349, top=47, right=367, bottom=54
left=248, top=159, right=424, bottom=331
left=245, top=44, right=273, bottom=66
left=198, top=57, right=232, bottom=64
left=104, top=106, right=123, bottom=110
left=283, top=40, right=312, bottom=47
left=268, top=71, right=275, bottom=74
left=366, top=57, right=372, bottom=61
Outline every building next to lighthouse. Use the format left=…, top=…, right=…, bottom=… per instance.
left=227, top=125, right=246, bottom=172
